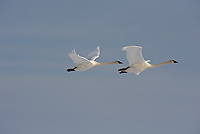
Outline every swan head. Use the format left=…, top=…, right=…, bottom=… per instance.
left=170, top=60, right=178, bottom=63
left=115, top=60, right=123, bottom=64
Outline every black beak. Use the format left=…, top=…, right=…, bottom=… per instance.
left=117, top=61, right=123, bottom=64
left=172, top=60, right=178, bottom=63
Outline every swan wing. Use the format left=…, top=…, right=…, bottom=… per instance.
left=122, top=46, right=145, bottom=65
left=69, top=49, right=90, bottom=65
left=86, top=46, right=100, bottom=61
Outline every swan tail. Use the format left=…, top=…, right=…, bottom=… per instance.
left=135, top=72, right=140, bottom=75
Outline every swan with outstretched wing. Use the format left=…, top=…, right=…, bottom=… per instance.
left=118, top=46, right=178, bottom=75
left=67, top=46, right=122, bottom=72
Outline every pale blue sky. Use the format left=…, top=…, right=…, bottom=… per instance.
left=1, top=0, right=200, bottom=134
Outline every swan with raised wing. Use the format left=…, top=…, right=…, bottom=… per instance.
left=67, top=46, right=122, bottom=72
left=118, top=46, right=178, bottom=75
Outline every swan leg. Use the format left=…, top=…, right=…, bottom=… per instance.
left=67, top=67, right=77, bottom=72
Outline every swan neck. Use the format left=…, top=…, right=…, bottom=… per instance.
left=151, top=61, right=171, bottom=68
left=97, top=61, right=118, bottom=66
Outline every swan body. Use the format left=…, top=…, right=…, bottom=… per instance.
left=67, top=46, right=122, bottom=72
left=118, top=46, right=178, bottom=75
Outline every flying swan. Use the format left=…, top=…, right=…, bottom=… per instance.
left=67, top=46, right=122, bottom=72
left=118, top=45, right=178, bottom=75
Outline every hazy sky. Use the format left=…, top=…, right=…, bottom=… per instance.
left=1, top=0, right=200, bottom=134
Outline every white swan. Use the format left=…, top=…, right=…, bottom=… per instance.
left=67, top=46, right=122, bottom=72
left=118, top=45, right=178, bottom=75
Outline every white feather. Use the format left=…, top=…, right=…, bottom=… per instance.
left=68, top=49, right=90, bottom=65
left=86, top=46, right=100, bottom=61
left=122, top=46, right=145, bottom=65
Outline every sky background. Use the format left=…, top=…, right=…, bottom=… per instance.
left=1, top=0, right=200, bottom=134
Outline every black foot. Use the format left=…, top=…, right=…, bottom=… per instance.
left=67, top=67, right=77, bottom=72
left=119, top=71, right=127, bottom=74
left=118, top=66, right=130, bottom=71
left=67, top=69, right=75, bottom=72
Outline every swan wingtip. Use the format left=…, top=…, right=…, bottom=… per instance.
left=96, top=46, right=100, bottom=51
left=122, top=45, right=142, bottom=51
